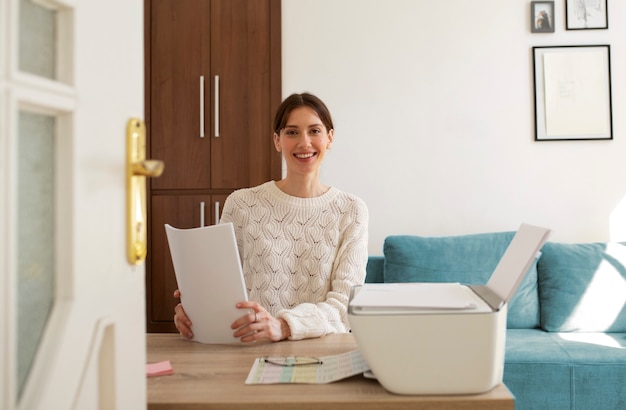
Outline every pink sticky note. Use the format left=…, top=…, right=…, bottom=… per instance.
left=146, top=360, right=174, bottom=377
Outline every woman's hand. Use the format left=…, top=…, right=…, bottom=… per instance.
left=173, top=289, right=194, bottom=339
left=231, top=301, right=291, bottom=343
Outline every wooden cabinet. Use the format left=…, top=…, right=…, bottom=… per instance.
left=145, top=0, right=281, bottom=332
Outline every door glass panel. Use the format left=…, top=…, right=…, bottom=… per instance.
left=19, top=0, right=57, bottom=79
left=17, top=111, right=56, bottom=398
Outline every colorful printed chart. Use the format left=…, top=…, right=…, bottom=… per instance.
left=245, top=349, right=370, bottom=384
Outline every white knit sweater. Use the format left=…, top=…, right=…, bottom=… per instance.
left=220, top=181, right=369, bottom=340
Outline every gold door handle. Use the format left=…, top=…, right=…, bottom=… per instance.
left=131, top=159, right=164, bottom=177
left=126, top=118, right=164, bottom=265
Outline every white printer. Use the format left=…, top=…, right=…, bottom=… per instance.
left=348, top=223, right=550, bottom=395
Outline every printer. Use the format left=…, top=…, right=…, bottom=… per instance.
left=348, top=223, right=550, bottom=395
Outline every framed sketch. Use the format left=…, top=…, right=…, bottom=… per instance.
left=566, top=0, right=608, bottom=30
left=532, top=45, right=612, bottom=141
left=531, top=1, right=555, bottom=33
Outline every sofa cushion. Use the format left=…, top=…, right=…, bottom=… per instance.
left=504, top=329, right=574, bottom=410
left=555, top=332, right=626, bottom=410
left=504, top=329, right=626, bottom=410
left=503, top=330, right=626, bottom=410
left=538, top=241, right=626, bottom=332
left=383, top=231, right=540, bottom=329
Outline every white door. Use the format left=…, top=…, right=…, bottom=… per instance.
left=1, top=0, right=146, bottom=409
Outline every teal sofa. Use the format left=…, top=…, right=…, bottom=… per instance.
left=364, top=231, right=626, bottom=410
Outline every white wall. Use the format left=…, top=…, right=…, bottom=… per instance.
left=282, top=0, right=626, bottom=255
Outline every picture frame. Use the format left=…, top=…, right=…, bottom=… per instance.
left=531, top=1, right=555, bottom=33
left=532, top=45, right=612, bottom=141
left=566, top=0, right=608, bottom=30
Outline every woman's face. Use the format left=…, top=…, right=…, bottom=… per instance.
left=273, top=106, right=333, bottom=178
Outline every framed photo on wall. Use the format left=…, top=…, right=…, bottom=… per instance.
left=566, top=0, right=608, bottom=30
left=533, top=45, right=612, bottom=141
left=531, top=1, right=555, bottom=33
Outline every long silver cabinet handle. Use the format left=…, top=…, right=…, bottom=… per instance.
left=214, top=75, right=220, bottom=137
left=200, top=76, right=205, bottom=138
left=200, top=201, right=206, bottom=227
left=214, top=201, right=220, bottom=225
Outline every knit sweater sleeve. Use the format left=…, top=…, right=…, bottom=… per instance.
left=277, top=197, right=369, bottom=340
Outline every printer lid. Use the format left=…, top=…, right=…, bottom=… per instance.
left=485, top=223, right=550, bottom=303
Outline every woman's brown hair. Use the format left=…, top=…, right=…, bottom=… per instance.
left=273, top=93, right=334, bottom=134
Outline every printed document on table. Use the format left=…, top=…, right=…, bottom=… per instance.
left=245, top=350, right=370, bottom=384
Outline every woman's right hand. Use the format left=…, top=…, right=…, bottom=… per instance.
left=173, top=289, right=193, bottom=339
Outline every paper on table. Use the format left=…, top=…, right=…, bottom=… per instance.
left=146, top=360, right=174, bottom=377
left=165, top=223, right=249, bottom=344
left=349, top=283, right=479, bottom=311
left=245, top=350, right=370, bottom=384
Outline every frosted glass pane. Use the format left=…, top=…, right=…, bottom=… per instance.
left=19, top=0, right=57, bottom=79
left=17, top=111, right=56, bottom=398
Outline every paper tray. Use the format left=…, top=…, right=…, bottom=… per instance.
left=349, top=282, right=494, bottom=314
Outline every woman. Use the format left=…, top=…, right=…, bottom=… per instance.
left=174, top=92, right=369, bottom=342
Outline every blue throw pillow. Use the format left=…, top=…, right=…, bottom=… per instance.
left=538, top=241, right=626, bottom=332
left=383, top=231, right=541, bottom=329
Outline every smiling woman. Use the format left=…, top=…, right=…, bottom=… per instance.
left=273, top=93, right=334, bottom=197
left=173, top=93, right=370, bottom=344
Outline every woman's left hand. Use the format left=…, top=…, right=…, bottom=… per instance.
left=231, top=301, right=291, bottom=342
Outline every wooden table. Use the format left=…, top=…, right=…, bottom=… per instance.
left=147, top=333, right=514, bottom=410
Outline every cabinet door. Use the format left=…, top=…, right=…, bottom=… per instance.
left=148, top=194, right=216, bottom=332
left=145, top=0, right=281, bottom=333
left=210, top=0, right=276, bottom=189
left=150, top=0, right=212, bottom=190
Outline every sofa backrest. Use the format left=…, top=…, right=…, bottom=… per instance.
left=365, top=256, right=385, bottom=283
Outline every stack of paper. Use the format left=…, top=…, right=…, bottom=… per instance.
left=349, top=283, right=480, bottom=311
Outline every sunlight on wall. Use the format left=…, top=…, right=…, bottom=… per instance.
left=558, top=332, right=625, bottom=349
left=563, top=243, right=626, bottom=331
left=609, top=194, right=626, bottom=242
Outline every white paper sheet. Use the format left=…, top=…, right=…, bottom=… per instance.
left=349, top=283, right=480, bottom=311
left=165, top=223, right=249, bottom=344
